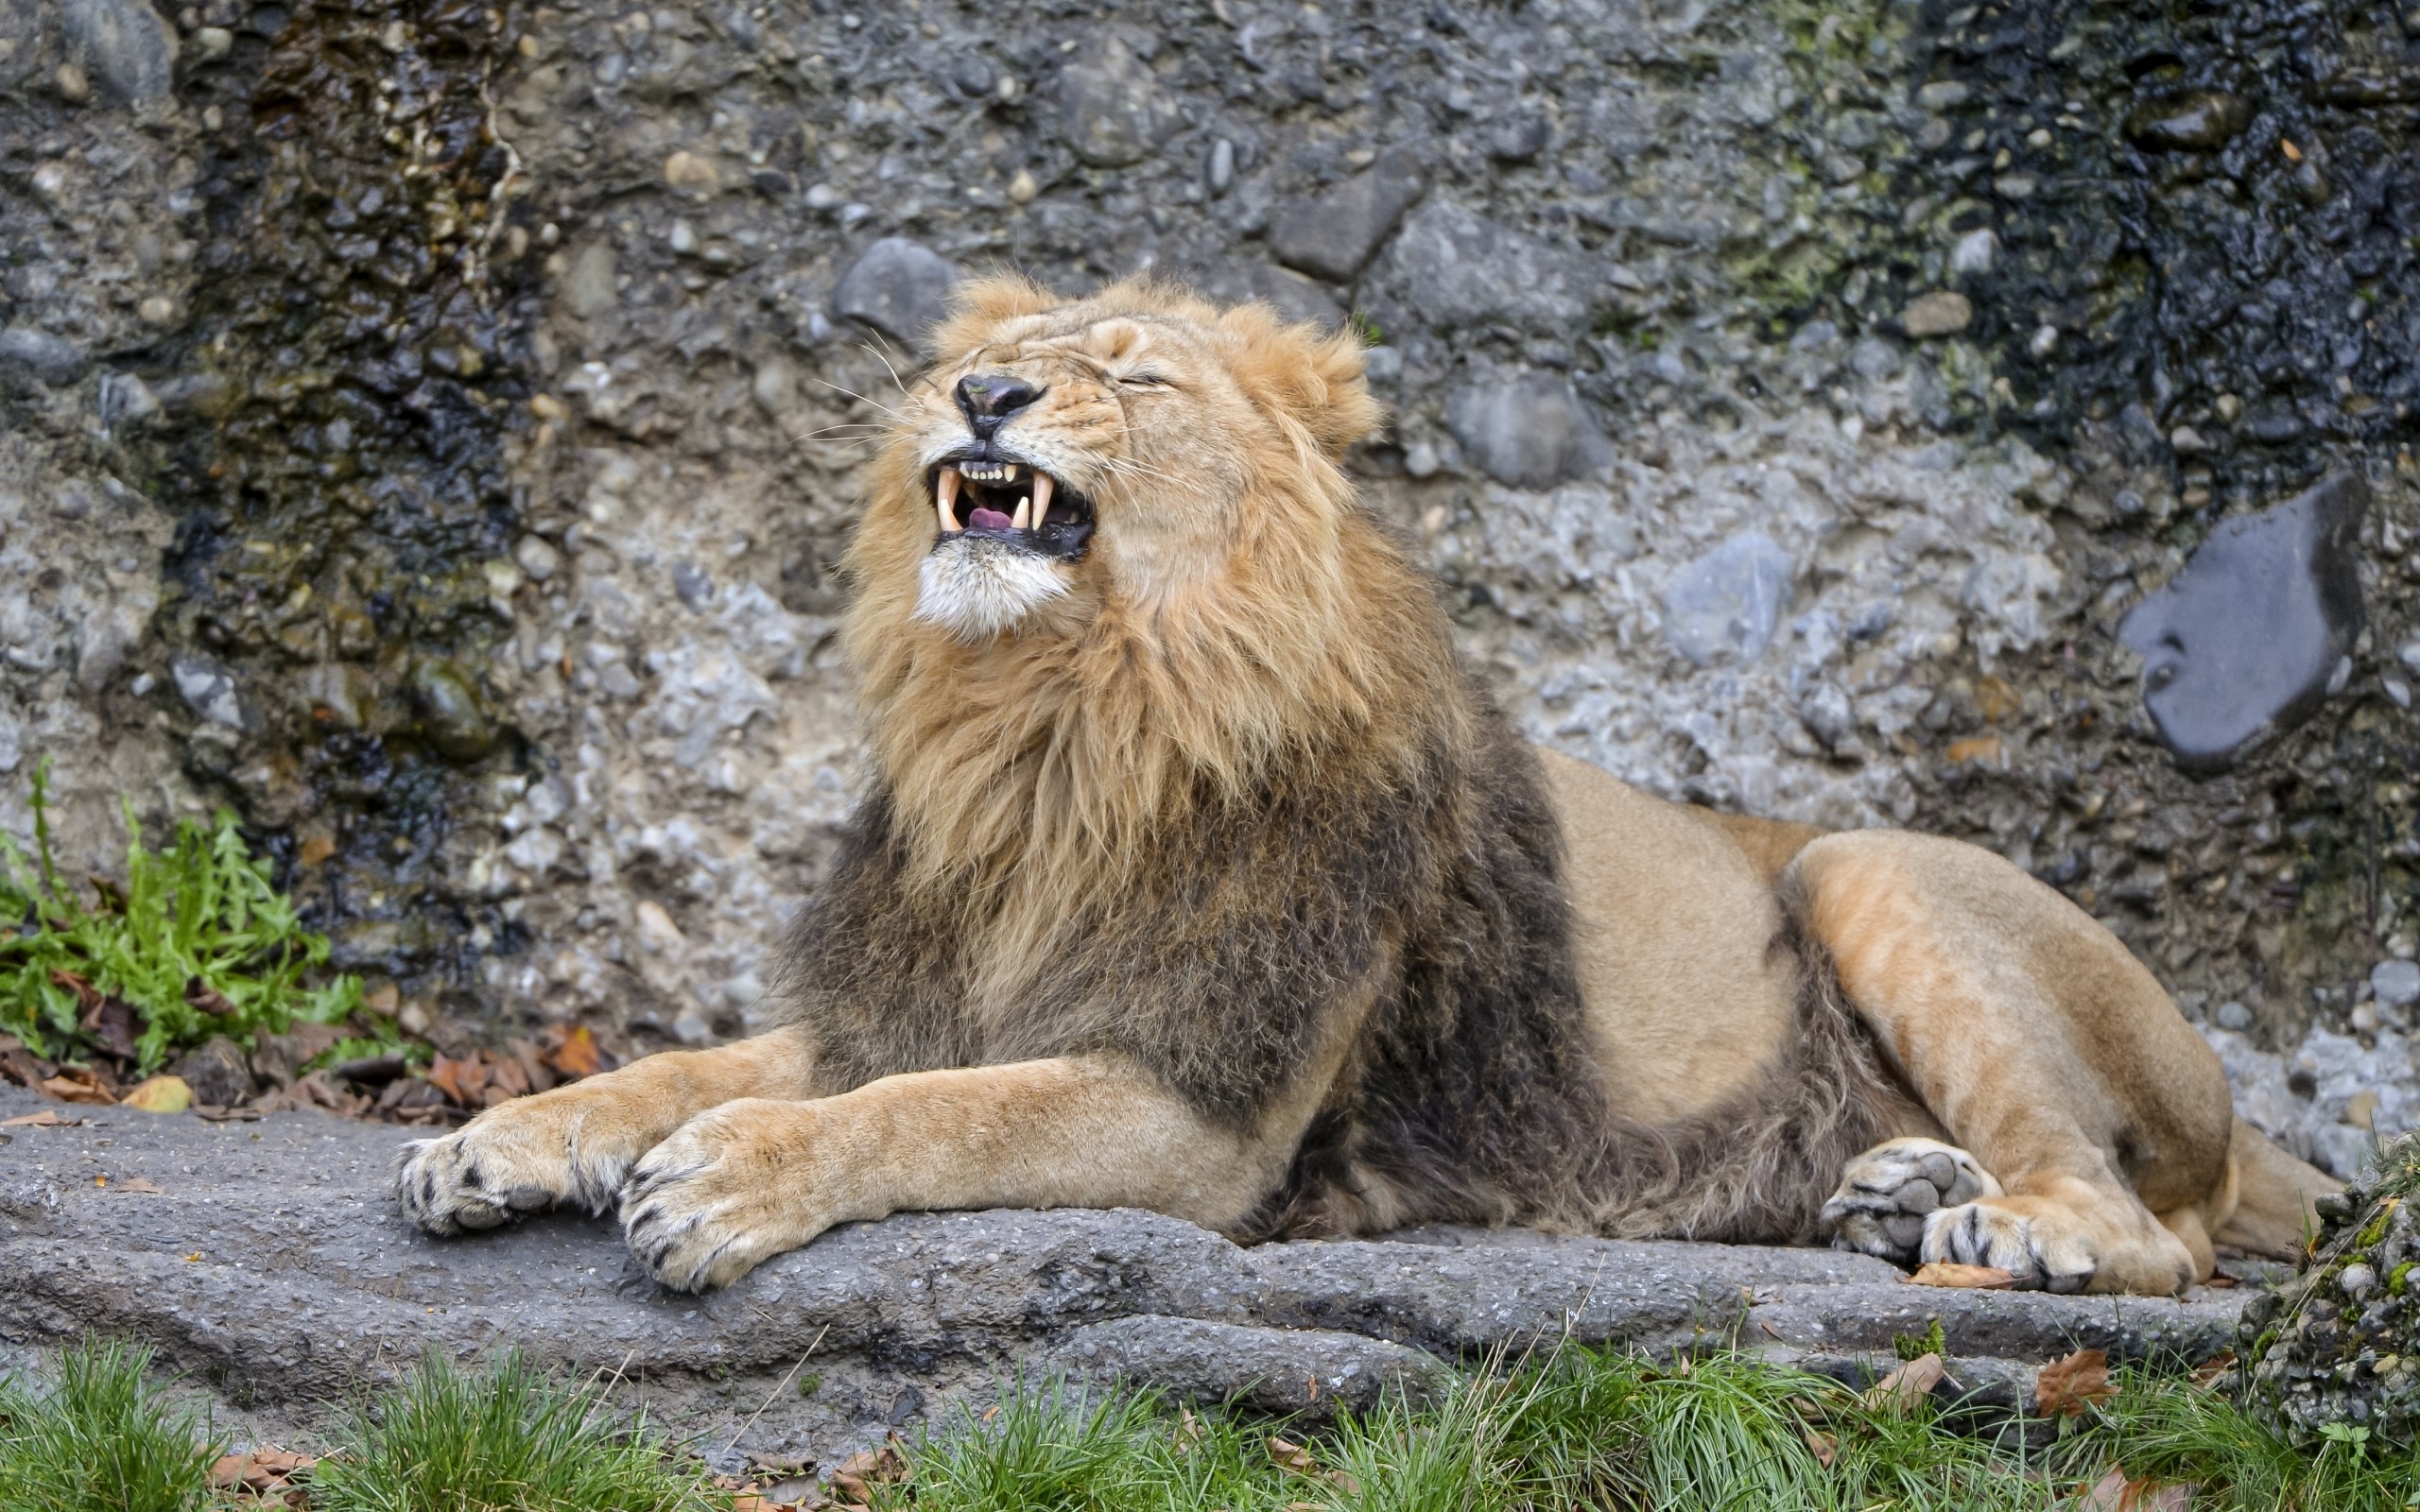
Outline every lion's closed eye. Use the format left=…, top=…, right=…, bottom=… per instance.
left=1116, top=370, right=1176, bottom=389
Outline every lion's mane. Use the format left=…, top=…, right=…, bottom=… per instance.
left=777, top=279, right=1885, bottom=1243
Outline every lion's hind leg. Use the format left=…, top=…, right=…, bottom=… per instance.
left=1791, top=831, right=2232, bottom=1297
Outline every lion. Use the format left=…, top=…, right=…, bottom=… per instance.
left=399, top=277, right=2336, bottom=1297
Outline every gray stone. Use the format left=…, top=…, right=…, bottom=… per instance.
left=2216, top=1001, right=2255, bottom=1031
left=60, top=0, right=176, bottom=103
left=563, top=242, right=619, bottom=320
left=170, top=654, right=243, bottom=729
left=1270, top=144, right=1426, bottom=284
left=1901, top=290, right=1973, bottom=337
left=1379, top=199, right=1589, bottom=332
left=0, top=1086, right=2244, bottom=1449
left=2119, top=474, right=2368, bottom=774
left=1050, top=1316, right=1449, bottom=1419
left=1184, top=261, right=1344, bottom=332
left=0, top=0, right=40, bottom=91
left=831, top=237, right=960, bottom=350
left=671, top=560, right=713, bottom=611
left=0, top=327, right=89, bottom=388
left=1661, top=532, right=1797, bottom=666
left=1059, top=35, right=1180, bottom=167
left=169, top=1037, right=255, bottom=1108
left=1445, top=373, right=1611, bottom=490
left=2375, top=960, right=2420, bottom=1011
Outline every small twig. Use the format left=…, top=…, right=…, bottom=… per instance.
left=721, top=1325, right=830, bottom=1458
left=576, top=1348, right=638, bottom=1434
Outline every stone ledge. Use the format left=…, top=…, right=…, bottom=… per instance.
left=0, top=1088, right=2248, bottom=1461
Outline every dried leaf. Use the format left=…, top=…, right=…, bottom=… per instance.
left=123, top=1074, right=194, bottom=1114
left=209, top=1447, right=316, bottom=1491
left=1, top=1108, right=83, bottom=1127
left=828, top=1440, right=908, bottom=1505
left=2036, top=1349, right=2118, bottom=1419
left=2075, top=1465, right=2194, bottom=1511
left=40, top=1067, right=116, bottom=1106
left=185, top=979, right=239, bottom=1016
left=48, top=968, right=103, bottom=1016
left=1865, top=1352, right=1945, bottom=1414
left=1909, top=1262, right=2014, bottom=1289
left=1803, top=1428, right=1837, bottom=1468
left=1267, top=1435, right=1318, bottom=1474
left=424, top=1053, right=488, bottom=1108
left=114, top=1176, right=167, bottom=1194
left=485, top=1051, right=532, bottom=1099
left=2189, top=1352, right=2236, bottom=1391
left=544, top=1023, right=605, bottom=1079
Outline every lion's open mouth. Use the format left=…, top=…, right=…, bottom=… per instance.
left=929, top=460, right=1094, bottom=559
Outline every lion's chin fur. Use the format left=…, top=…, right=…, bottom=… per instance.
left=911, top=535, right=1069, bottom=642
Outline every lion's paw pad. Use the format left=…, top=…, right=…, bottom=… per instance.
left=1821, top=1138, right=1999, bottom=1264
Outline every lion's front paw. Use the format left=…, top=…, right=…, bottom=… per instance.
left=620, top=1100, right=828, bottom=1293
left=395, top=1092, right=636, bottom=1238
left=1821, top=1137, right=2001, bottom=1266
left=1922, top=1199, right=2097, bottom=1293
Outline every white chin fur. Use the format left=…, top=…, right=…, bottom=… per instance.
left=913, top=536, right=1068, bottom=641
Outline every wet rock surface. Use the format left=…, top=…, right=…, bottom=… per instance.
left=0, top=0, right=2416, bottom=1248
left=0, top=1087, right=2247, bottom=1457
left=2121, top=474, right=2369, bottom=772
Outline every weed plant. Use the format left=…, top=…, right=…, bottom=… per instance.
left=0, top=760, right=362, bottom=1074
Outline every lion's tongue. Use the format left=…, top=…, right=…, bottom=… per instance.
left=969, top=507, right=1014, bottom=531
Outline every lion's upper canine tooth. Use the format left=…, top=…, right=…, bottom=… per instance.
left=935, top=467, right=961, bottom=534
left=1030, top=472, right=1056, bottom=522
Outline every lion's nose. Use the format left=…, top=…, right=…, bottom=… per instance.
left=954, top=373, right=1044, bottom=437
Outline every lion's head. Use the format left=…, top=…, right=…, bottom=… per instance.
left=850, top=276, right=1380, bottom=642
left=842, top=278, right=1468, bottom=893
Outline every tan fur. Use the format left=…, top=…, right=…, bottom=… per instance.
left=398, top=277, right=2334, bottom=1295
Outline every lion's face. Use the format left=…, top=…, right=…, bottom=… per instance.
left=864, top=280, right=1378, bottom=643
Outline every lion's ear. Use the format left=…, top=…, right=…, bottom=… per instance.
left=928, top=274, right=1062, bottom=363
left=1217, top=305, right=1382, bottom=459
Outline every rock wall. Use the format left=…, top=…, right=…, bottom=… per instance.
left=4, top=0, right=2418, bottom=1172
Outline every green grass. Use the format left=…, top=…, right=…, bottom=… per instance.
left=11, top=1333, right=2420, bottom=1511
left=0, top=1337, right=220, bottom=1512
left=0, top=759, right=364, bottom=1075
left=310, top=1353, right=723, bottom=1512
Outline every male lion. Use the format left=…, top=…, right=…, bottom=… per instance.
left=400, top=278, right=2334, bottom=1296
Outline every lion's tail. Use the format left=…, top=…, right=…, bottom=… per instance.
left=2213, top=1116, right=2339, bottom=1260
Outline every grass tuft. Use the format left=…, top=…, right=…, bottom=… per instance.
left=0, top=759, right=365, bottom=1075
left=0, top=1336, right=220, bottom=1512
left=311, top=1352, right=722, bottom=1512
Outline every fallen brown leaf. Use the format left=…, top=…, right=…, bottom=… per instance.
left=2189, top=1352, right=2236, bottom=1391
left=1865, top=1352, right=1945, bottom=1414
left=2075, top=1465, right=2193, bottom=1511
left=185, top=980, right=238, bottom=1016
left=544, top=1023, right=605, bottom=1079
left=209, top=1447, right=317, bottom=1492
left=2036, top=1349, right=2118, bottom=1419
left=48, top=968, right=103, bottom=1016
left=828, top=1439, right=908, bottom=1505
left=1, top=1108, right=83, bottom=1127
left=1908, top=1262, right=2014, bottom=1289
left=114, top=1177, right=166, bottom=1194
left=123, top=1074, right=193, bottom=1114
left=40, top=1067, right=115, bottom=1106
left=1803, top=1427, right=1837, bottom=1468
left=424, top=1053, right=488, bottom=1108
left=1267, top=1435, right=1318, bottom=1474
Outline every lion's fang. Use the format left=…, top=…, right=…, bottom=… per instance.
left=935, top=468, right=961, bottom=534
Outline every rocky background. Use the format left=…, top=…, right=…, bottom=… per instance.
left=4, top=0, right=2418, bottom=1176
